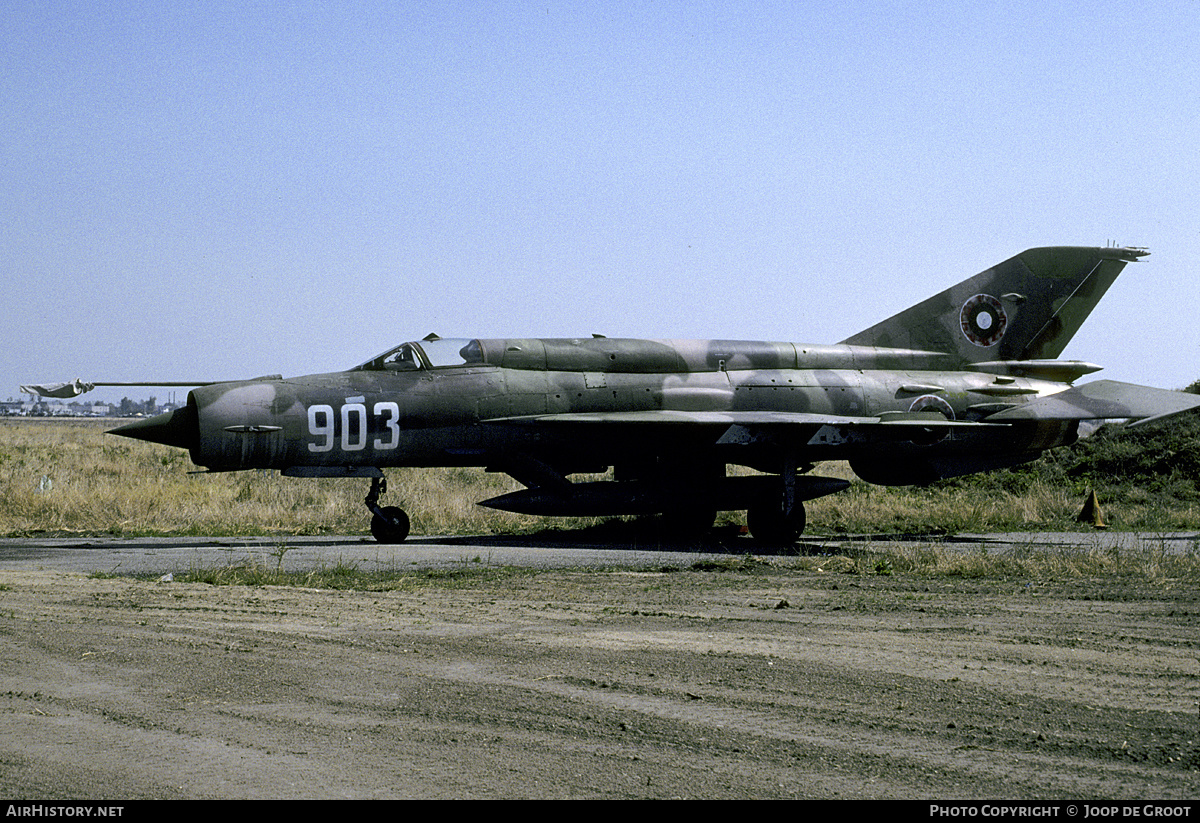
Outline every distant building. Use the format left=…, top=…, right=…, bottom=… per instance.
left=2, top=395, right=177, bottom=417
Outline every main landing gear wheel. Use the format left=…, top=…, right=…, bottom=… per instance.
left=365, top=475, right=410, bottom=544
left=747, top=499, right=806, bottom=546
left=370, top=506, right=410, bottom=544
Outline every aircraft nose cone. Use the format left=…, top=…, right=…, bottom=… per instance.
left=108, top=403, right=198, bottom=451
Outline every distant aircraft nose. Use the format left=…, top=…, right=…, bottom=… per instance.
left=109, top=403, right=199, bottom=451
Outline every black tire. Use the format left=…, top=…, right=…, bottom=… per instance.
left=370, top=506, right=410, bottom=544
left=747, top=499, right=806, bottom=546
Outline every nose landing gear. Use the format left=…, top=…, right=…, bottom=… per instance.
left=746, top=450, right=807, bottom=547
left=365, top=475, right=410, bottom=544
left=746, top=498, right=806, bottom=546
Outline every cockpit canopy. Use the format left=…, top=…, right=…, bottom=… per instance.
left=356, top=338, right=486, bottom=372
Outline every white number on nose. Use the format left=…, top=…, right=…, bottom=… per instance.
left=307, top=402, right=402, bottom=453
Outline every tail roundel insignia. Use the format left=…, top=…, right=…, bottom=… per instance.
left=960, top=294, right=1007, bottom=347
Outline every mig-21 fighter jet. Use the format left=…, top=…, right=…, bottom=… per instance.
left=24, top=246, right=1200, bottom=544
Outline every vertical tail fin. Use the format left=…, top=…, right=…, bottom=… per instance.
left=841, top=246, right=1148, bottom=365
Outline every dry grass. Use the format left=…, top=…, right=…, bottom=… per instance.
left=0, top=419, right=604, bottom=537
left=806, top=478, right=1083, bottom=534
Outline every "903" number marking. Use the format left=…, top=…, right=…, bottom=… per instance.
left=307, top=402, right=400, bottom=453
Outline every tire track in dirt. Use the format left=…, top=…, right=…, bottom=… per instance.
left=1, top=568, right=1197, bottom=798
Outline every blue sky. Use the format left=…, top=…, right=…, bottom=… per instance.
left=4, top=1, right=1199, bottom=404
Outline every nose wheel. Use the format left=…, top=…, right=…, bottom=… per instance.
left=365, top=476, right=411, bottom=544
left=747, top=498, right=806, bottom=546
left=746, top=452, right=806, bottom=546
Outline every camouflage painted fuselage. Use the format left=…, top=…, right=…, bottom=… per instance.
left=183, top=337, right=1074, bottom=488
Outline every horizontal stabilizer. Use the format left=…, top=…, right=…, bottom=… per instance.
left=986, top=381, right=1200, bottom=425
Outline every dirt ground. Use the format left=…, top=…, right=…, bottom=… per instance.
left=1, top=560, right=1198, bottom=799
